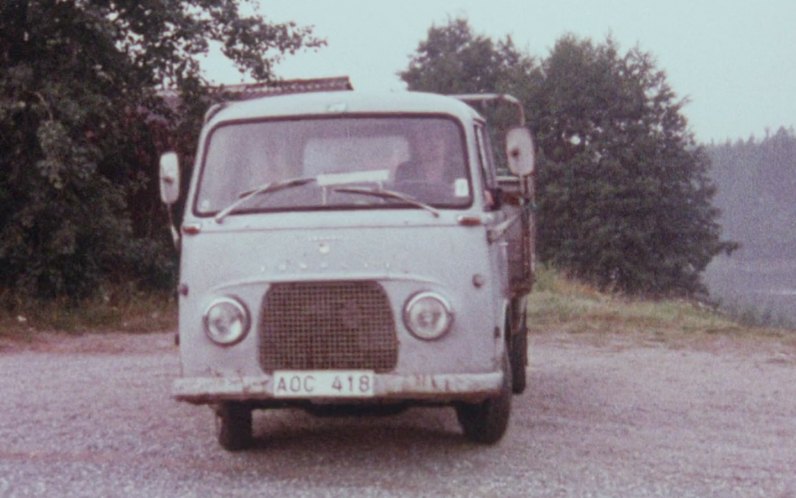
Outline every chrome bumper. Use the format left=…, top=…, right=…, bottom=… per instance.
left=173, top=372, right=503, bottom=404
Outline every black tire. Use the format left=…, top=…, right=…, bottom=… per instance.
left=215, top=402, right=253, bottom=451
left=455, top=352, right=512, bottom=444
left=510, top=323, right=528, bottom=394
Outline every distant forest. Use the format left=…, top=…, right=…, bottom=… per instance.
left=707, top=127, right=796, bottom=261
left=705, top=127, right=796, bottom=326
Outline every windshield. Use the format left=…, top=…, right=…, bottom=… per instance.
left=194, top=116, right=471, bottom=216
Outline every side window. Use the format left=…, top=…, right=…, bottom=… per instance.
left=475, top=124, right=497, bottom=189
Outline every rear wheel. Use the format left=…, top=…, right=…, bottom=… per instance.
left=510, top=323, right=528, bottom=394
left=455, top=352, right=512, bottom=444
left=215, top=402, right=253, bottom=451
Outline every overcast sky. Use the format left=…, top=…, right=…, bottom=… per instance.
left=202, top=0, right=795, bottom=144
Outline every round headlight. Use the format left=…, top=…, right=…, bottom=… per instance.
left=403, top=291, right=454, bottom=340
left=203, top=297, right=250, bottom=346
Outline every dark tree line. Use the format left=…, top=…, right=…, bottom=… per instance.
left=0, top=0, right=321, bottom=300
left=2, top=9, right=739, bottom=301
left=402, top=19, right=736, bottom=296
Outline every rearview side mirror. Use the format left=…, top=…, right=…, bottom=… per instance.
left=506, top=127, right=535, bottom=177
left=159, top=152, right=180, bottom=205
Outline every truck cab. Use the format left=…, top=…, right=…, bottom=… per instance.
left=159, top=90, right=535, bottom=450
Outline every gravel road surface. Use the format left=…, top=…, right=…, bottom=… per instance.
left=1, top=331, right=794, bottom=497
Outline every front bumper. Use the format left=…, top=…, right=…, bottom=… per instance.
left=173, top=372, right=503, bottom=405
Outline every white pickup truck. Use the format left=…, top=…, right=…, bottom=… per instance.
left=159, top=90, right=536, bottom=450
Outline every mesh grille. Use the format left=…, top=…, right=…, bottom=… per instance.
left=259, top=281, right=398, bottom=372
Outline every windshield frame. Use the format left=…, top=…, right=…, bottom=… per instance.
left=191, top=113, right=474, bottom=218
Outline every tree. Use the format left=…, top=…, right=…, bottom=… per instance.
left=400, top=18, right=536, bottom=169
left=529, top=36, right=737, bottom=295
left=402, top=19, right=735, bottom=296
left=400, top=18, right=533, bottom=96
left=0, top=1, right=322, bottom=299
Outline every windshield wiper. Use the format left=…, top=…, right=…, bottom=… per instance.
left=214, top=176, right=317, bottom=223
left=331, top=185, right=440, bottom=217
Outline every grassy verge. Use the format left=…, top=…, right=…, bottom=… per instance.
left=2, top=267, right=792, bottom=345
left=0, top=289, right=177, bottom=341
left=527, top=266, right=794, bottom=340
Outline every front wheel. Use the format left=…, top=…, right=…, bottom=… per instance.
left=215, top=402, right=253, bottom=451
left=455, top=352, right=512, bottom=444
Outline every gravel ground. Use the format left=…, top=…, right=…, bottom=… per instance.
left=1, top=331, right=794, bottom=497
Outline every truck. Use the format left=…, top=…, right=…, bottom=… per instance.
left=159, top=89, right=536, bottom=450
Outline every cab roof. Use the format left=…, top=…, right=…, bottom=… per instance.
left=206, top=91, right=483, bottom=126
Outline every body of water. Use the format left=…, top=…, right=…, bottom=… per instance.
left=704, top=256, right=796, bottom=328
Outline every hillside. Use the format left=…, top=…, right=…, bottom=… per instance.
left=707, top=127, right=796, bottom=260
left=704, top=127, right=796, bottom=327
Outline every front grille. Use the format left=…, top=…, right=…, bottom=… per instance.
left=258, top=281, right=398, bottom=372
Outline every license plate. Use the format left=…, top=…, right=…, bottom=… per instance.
left=273, top=370, right=375, bottom=398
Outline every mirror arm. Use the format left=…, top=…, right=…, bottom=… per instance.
left=488, top=187, right=503, bottom=211
left=166, top=205, right=180, bottom=251
left=487, top=200, right=535, bottom=243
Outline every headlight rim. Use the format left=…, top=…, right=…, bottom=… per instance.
left=403, top=291, right=454, bottom=341
left=202, top=295, right=251, bottom=346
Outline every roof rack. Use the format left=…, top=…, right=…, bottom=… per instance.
left=157, top=77, right=354, bottom=123
left=216, top=76, right=353, bottom=100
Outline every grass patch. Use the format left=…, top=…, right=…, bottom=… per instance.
left=3, top=266, right=792, bottom=344
left=0, top=287, right=177, bottom=339
left=527, top=266, right=791, bottom=338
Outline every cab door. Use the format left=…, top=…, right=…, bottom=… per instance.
left=474, top=122, right=510, bottom=298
